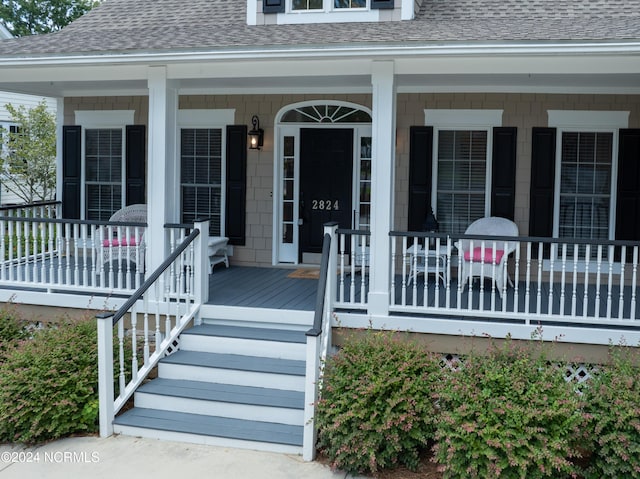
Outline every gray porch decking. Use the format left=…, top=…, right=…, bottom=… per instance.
left=208, top=267, right=640, bottom=327
left=207, top=266, right=318, bottom=310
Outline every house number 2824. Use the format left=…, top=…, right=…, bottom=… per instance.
left=312, top=199, right=339, bottom=211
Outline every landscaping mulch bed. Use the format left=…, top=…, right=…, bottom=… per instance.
left=317, top=450, right=443, bottom=478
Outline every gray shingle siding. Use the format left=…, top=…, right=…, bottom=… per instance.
left=0, top=0, right=638, bottom=57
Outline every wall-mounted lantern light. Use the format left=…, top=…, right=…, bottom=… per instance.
left=248, top=115, right=264, bottom=150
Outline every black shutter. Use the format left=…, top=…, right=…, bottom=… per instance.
left=371, top=0, right=394, bottom=9
left=616, top=129, right=640, bottom=243
left=529, top=127, right=556, bottom=242
left=408, top=126, right=433, bottom=232
left=491, top=127, right=517, bottom=220
left=225, top=125, right=247, bottom=245
left=62, top=125, right=81, bottom=219
left=126, top=125, right=146, bottom=206
left=263, top=0, right=285, bottom=13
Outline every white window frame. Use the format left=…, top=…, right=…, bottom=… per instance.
left=290, top=0, right=368, bottom=12
left=548, top=110, right=629, bottom=241
left=75, top=110, right=134, bottom=220
left=177, top=109, right=234, bottom=237
left=424, top=109, right=503, bottom=233
left=273, top=0, right=380, bottom=24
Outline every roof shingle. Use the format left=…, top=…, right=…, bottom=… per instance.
left=0, top=0, right=638, bottom=57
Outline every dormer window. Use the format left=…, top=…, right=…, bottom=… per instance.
left=252, top=0, right=401, bottom=24
left=292, top=0, right=322, bottom=10
left=334, top=0, right=367, bottom=8
left=291, top=0, right=368, bottom=11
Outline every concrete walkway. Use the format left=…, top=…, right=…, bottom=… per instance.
left=0, top=435, right=364, bottom=479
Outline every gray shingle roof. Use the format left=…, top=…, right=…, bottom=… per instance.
left=0, top=0, right=638, bottom=57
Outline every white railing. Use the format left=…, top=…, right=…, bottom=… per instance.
left=0, top=200, right=61, bottom=220
left=303, top=223, right=338, bottom=461
left=334, top=228, right=371, bottom=309
left=97, top=221, right=209, bottom=437
left=0, top=215, right=146, bottom=293
left=332, top=230, right=640, bottom=328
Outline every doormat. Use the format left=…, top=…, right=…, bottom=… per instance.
left=287, top=268, right=321, bottom=279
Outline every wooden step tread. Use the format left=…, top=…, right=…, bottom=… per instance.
left=137, top=378, right=304, bottom=409
left=183, top=324, right=307, bottom=344
left=160, top=350, right=306, bottom=376
left=114, top=408, right=303, bottom=446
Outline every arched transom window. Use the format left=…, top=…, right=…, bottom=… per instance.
left=281, top=104, right=372, bottom=123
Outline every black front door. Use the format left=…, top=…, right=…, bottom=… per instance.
left=299, top=128, right=353, bottom=255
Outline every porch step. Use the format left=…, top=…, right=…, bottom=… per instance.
left=134, top=378, right=304, bottom=425
left=158, top=350, right=306, bottom=391
left=179, top=324, right=307, bottom=360
left=114, top=319, right=310, bottom=454
left=113, top=408, right=303, bottom=452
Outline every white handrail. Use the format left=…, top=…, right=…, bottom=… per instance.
left=97, top=221, right=209, bottom=437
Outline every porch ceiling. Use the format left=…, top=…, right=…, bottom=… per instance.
left=1, top=71, right=639, bottom=98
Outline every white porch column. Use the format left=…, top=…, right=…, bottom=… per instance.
left=147, top=67, right=179, bottom=273
left=55, top=97, right=64, bottom=216
left=368, top=61, right=396, bottom=316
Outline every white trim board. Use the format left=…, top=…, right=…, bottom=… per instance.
left=424, top=109, right=503, bottom=127
left=75, top=110, right=135, bottom=126
left=177, top=109, right=235, bottom=126
left=548, top=110, right=629, bottom=129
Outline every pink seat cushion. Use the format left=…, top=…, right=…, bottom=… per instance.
left=464, top=247, right=505, bottom=264
left=102, top=237, right=140, bottom=247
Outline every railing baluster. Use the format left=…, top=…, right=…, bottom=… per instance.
left=467, top=239, right=474, bottom=311
left=445, top=236, right=452, bottom=310
left=536, top=242, right=543, bottom=316
left=479, top=240, right=485, bottom=311
left=81, top=224, right=89, bottom=288
left=548, top=243, right=555, bottom=316
left=560, top=243, right=567, bottom=317
left=349, top=234, right=355, bottom=303
left=339, top=233, right=345, bottom=303
left=400, top=236, right=407, bottom=306
left=571, top=243, right=578, bottom=317
left=143, top=293, right=150, bottom=365
left=511, top=241, right=520, bottom=314
left=359, top=234, right=367, bottom=305
left=490, top=240, right=497, bottom=312
left=434, top=237, right=441, bottom=308
left=457, top=240, right=463, bottom=311
left=64, top=223, right=71, bottom=285
left=632, top=247, right=638, bottom=320
left=595, top=245, right=602, bottom=318
left=413, top=237, right=419, bottom=308
left=118, top=320, right=126, bottom=397
left=525, top=243, right=532, bottom=316
left=72, top=223, right=79, bottom=286
left=583, top=245, right=590, bottom=320
left=154, top=282, right=162, bottom=351
left=619, top=246, right=626, bottom=320
left=131, top=308, right=138, bottom=382
left=0, top=219, right=5, bottom=281
left=8, top=219, right=14, bottom=282
left=606, top=245, right=614, bottom=320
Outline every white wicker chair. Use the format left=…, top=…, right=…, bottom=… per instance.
left=95, top=204, right=147, bottom=272
left=455, top=217, right=519, bottom=298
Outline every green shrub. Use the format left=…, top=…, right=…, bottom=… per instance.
left=0, top=319, right=99, bottom=443
left=432, top=341, right=585, bottom=479
left=315, top=330, right=441, bottom=475
left=582, top=347, right=640, bottom=478
left=0, top=307, right=28, bottom=360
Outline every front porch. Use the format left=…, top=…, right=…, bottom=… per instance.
left=1, top=204, right=638, bottom=346
left=2, top=208, right=639, bottom=459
